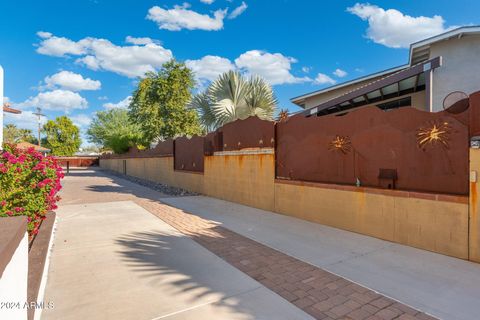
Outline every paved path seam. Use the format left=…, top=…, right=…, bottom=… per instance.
left=135, top=198, right=437, bottom=320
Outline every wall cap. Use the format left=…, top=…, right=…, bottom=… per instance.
left=0, top=216, right=27, bottom=278
left=275, top=179, right=468, bottom=204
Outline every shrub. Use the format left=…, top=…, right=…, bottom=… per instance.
left=0, top=143, right=64, bottom=235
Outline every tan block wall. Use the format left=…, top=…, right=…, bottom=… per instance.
left=470, top=149, right=480, bottom=262
left=100, top=155, right=471, bottom=260
left=101, top=157, right=204, bottom=194
left=204, top=153, right=275, bottom=211
left=274, top=181, right=469, bottom=259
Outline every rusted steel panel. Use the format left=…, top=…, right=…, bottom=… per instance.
left=470, top=91, right=480, bottom=137
left=56, top=157, right=99, bottom=167
left=221, top=117, right=275, bottom=151
left=174, top=135, right=204, bottom=172
left=153, top=139, right=174, bottom=156
left=204, top=131, right=223, bottom=155
left=277, top=105, right=471, bottom=195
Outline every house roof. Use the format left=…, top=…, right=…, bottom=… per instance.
left=3, top=103, right=21, bottom=114
left=302, top=57, right=441, bottom=117
left=292, top=26, right=480, bottom=107
left=15, top=142, right=50, bottom=153
left=409, top=26, right=480, bottom=65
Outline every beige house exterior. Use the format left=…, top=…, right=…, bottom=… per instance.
left=292, top=26, right=480, bottom=115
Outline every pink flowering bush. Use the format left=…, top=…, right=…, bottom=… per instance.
left=0, top=143, right=64, bottom=235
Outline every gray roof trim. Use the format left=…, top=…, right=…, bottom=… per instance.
left=291, top=65, right=407, bottom=105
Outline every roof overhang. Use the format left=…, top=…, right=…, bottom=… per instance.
left=409, top=26, right=480, bottom=65
left=302, top=57, right=441, bottom=117
left=3, top=103, right=21, bottom=114
left=291, top=65, right=407, bottom=106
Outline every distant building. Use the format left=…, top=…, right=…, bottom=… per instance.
left=15, top=141, right=50, bottom=156
left=291, top=26, right=480, bottom=117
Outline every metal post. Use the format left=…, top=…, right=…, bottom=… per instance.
left=67, top=161, right=70, bottom=175
left=33, top=107, right=45, bottom=147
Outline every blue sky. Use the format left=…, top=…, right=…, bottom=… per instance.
left=1, top=0, right=478, bottom=145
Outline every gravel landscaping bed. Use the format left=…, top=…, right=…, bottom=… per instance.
left=103, top=169, right=199, bottom=197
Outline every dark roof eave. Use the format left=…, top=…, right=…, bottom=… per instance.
left=302, top=56, right=442, bottom=117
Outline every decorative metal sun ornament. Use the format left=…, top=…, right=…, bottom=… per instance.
left=416, top=121, right=451, bottom=150
left=329, top=135, right=352, bottom=154
left=277, top=109, right=289, bottom=122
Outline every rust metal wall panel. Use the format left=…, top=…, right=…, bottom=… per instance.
left=221, top=117, right=275, bottom=151
left=152, top=139, right=174, bottom=156
left=470, top=91, right=480, bottom=137
left=56, top=157, right=99, bottom=167
left=276, top=106, right=471, bottom=195
left=204, top=131, right=223, bottom=155
left=174, top=135, right=205, bottom=172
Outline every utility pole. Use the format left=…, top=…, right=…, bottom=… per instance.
left=33, top=107, right=45, bottom=147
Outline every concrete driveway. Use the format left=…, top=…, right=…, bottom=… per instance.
left=41, top=172, right=312, bottom=320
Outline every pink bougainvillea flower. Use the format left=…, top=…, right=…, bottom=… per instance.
left=1, top=143, right=63, bottom=235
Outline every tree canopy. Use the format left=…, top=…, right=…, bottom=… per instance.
left=128, top=59, right=202, bottom=144
left=43, top=116, right=81, bottom=156
left=87, top=108, right=145, bottom=154
left=3, top=124, right=37, bottom=144
left=190, top=71, right=278, bottom=131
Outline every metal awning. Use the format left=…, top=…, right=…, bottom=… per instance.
left=303, top=56, right=442, bottom=117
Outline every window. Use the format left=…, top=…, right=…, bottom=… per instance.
left=377, top=97, right=412, bottom=111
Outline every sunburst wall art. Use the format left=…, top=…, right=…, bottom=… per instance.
left=416, top=121, right=451, bottom=150
left=329, top=135, right=352, bottom=154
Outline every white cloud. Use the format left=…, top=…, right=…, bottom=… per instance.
left=44, top=71, right=101, bottom=91
left=36, top=32, right=173, bottom=78
left=70, top=114, right=92, bottom=128
left=125, top=36, right=159, bottom=45
left=347, top=3, right=450, bottom=48
left=302, top=66, right=311, bottom=73
left=333, top=68, right=347, bottom=78
left=36, top=34, right=86, bottom=57
left=186, top=55, right=235, bottom=83
left=200, top=0, right=214, bottom=3
left=235, top=50, right=310, bottom=85
left=20, top=90, right=88, bottom=113
left=147, top=4, right=227, bottom=31
left=228, top=1, right=247, bottom=19
left=103, top=96, right=132, bottom=110
left=315, top=73, right=336, bottom=85
left=36, top=31, right=52, bottom=39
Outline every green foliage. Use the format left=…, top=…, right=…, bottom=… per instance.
left=87, top=108, right=144, bottom=154
left=3, top=124, right=37, bottom=144
left=0, top=144, right=64, bottom=235
left=129, top=59, right=202, bottom=143
left=43, top=116, right=82, bottom=156
left=190, top=71, right=278, bottom=131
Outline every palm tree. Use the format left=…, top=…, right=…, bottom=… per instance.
left=190, top=71, right=278, bottom=131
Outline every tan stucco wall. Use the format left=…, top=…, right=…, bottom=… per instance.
left=100, top=155, right=470, bottom=260
left=470, top=148, right=480, bottom=262
left=204, top=153, right=275, bottom=211
left=100, top=157, right=204, bottom=194
left=274, top=181, right=468, bottom=259
left=430, top=35, right=480, bottom=111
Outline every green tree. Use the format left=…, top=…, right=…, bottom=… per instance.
left=43, top=116, right=81, bottom=156
left=129, top=59, right=202, bottom=143
left=87, top=108, right=145, bottom=154
left=3, top=124, right=37, bottom=144
left=190, top=71, right=278, bottom=131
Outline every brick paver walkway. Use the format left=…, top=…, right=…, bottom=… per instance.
left=136, top=198, right=436, bottom=320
